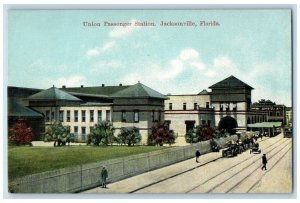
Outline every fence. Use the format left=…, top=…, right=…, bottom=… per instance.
left=10, top=134, right=244, bottom=193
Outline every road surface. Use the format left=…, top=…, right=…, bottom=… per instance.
left=82, top=133, right=292, bottom=194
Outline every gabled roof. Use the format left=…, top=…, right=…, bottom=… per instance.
left=209, top=75, right=253, bottom=90
left=110, top=82, right=167, bottom=99
left=8, top=100, right=43, bottom=117
left=26, top=86, right=81, bottom=101
left=61, top=85, right=130, bottom=96
left=198, top=89, right=211, bottom=95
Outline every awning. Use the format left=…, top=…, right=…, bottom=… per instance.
left=247, top=122, right=282, bottom=128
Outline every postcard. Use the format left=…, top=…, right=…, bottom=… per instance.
left=6, top=8, right=293, bottom=195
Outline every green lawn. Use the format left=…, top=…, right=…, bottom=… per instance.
left=8, top=145, right=167, bottom=181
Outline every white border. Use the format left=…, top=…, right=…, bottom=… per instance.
left=1, top=1, right=298, bottom=202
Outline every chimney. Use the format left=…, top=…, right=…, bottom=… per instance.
left=119, top=83, right=122, bottom=86
left=62, top=85, right=66, bottom=88
left=81, top=85, right=84, bottom=88
left=102, top=84, right=105, bottom=87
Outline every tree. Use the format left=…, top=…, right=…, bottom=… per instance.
left=185, top=124, right=216, bottom=143
left=185, top=128, right=200, bottom=143
left=44, top=122, right=70, bottom=147
left=117, top=127, right=141, bottom=146
left=148, top=122, right=176, bottom=146
left=9, top=120, right=33, bottom=146
left=87, top=121, right=115, bottom=146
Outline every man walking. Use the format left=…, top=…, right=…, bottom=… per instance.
left=101, top=166, right=108, bottom=188
left=195, top=149, right=201, bottom=163
left=261, top=154, right=267, bottom=170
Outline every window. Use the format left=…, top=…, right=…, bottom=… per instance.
left=202, top=120, right=206, bottom=125
left=121, top=111, right=126, bottom=122
left=185, top=121, right=195, bottom=134
left=206, top=102, right=210, bottom=109
left=106, top=110, right=111, bottom=122
left=67, top=110, right=70, bottom=122
left=169, top=103, right=172, bottom=110
left=164, top=121, right=171, bottom=131
left=74, top=110, right=78, bottom=122
left=183, top=103, right=186, bottom=110
left=226, top=103, right=230, bottom=111
left=152, top=110, right=155, bottom=122
left=233, top=102, right=237, bottom=111
left=82, top=110, right=86, bottom=122
left=158, top=110, right=161, bottom=122
left=220, top=103, right=223, bottom=112
left=134, top=111, right=139, bottom=122
left=194, top=103, right=198, bottom=110
left=81, top=127, right=86, bottom=141
left=45, top=110, right=50, bottom=122
left=51, top=112, right=54, bottom=121
left=98, top=110, right=102, bottom=122
left=59, top=111, right=64, bottom=122
left=208, top=120, right=211, bottom=126
left=90, top=110, right=94, bottom=122
left=74, top=126, right=78, bottom=134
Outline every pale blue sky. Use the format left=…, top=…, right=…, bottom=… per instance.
left=8, top=10, right=292, bottom=106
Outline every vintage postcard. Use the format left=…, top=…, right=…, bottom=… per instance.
left=6, top=8, right=293, bottom=195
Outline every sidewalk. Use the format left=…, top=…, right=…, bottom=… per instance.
left=82, top=136, right=269, bottom=194
left=82, top=151, right=221, bottom=193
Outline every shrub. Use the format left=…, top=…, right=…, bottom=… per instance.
left=148, top=122, right=176, bottom=146
left=117, top=127, right=141, bottom=146
left=185, top=128, right=200, bottom=143
left=44, top=123, right=70, bottom=147
left=9, top=120, right=33, bottom=146
left=87, top=121, right=115, bottom=146
left=185, top=124, right=216, bottom=143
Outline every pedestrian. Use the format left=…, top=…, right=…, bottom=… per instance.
left=100, top=166, right=108, bottom=188
left=195, top=149, right=201, bottom=163
left=261, top=154, right=267, bottom=170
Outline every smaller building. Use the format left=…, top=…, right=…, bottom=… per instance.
left=8, top=99, right=44, bottom=140
left=16, top=82, right=166, bottom=144
left=251, top=99, right=287, bottom=125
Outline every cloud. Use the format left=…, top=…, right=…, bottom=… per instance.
left=86, top=41, right=116, bottom=57
left=109, top=20, right=138, bottom=38
left=86, top=19, right=139, bottom=57
left=55, top=75, right=87, bottom=88
left=91, top=60, right=122, bottom=72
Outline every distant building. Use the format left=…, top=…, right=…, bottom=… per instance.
left=286, top=107, right=292, bottom=126
left=251, top=99, right=287, bottom=125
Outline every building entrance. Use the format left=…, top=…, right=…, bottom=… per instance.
left=218, top=116, right=238, bottom=134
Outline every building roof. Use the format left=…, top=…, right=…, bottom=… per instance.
left=8, top=100, right=43, bottom=117
left=61, top=85, right=130, bottom=96
left=110, top=82, right=167, bottom=99
left=198, top=89, right=211, bottom=95
left=247, top=122, right=282, bottom=128
left=209, top=75, right=253, bottom=90
left=26, top=86, right=81, bottom=101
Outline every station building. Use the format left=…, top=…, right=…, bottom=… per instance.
left=8, top=75, right=288, bottom=144
left=164, top=76, right=268, bottom=143
left=9, top=82, right=166, bottom=144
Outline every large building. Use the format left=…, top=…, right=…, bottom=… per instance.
left=164, top=76, right=268, bottom=143
left=10, top=82, right=166, bottom=144
left=8, top=75, right=288, bottom=144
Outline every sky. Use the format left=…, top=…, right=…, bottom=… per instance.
left=7, top=10, right=292, bottom=106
